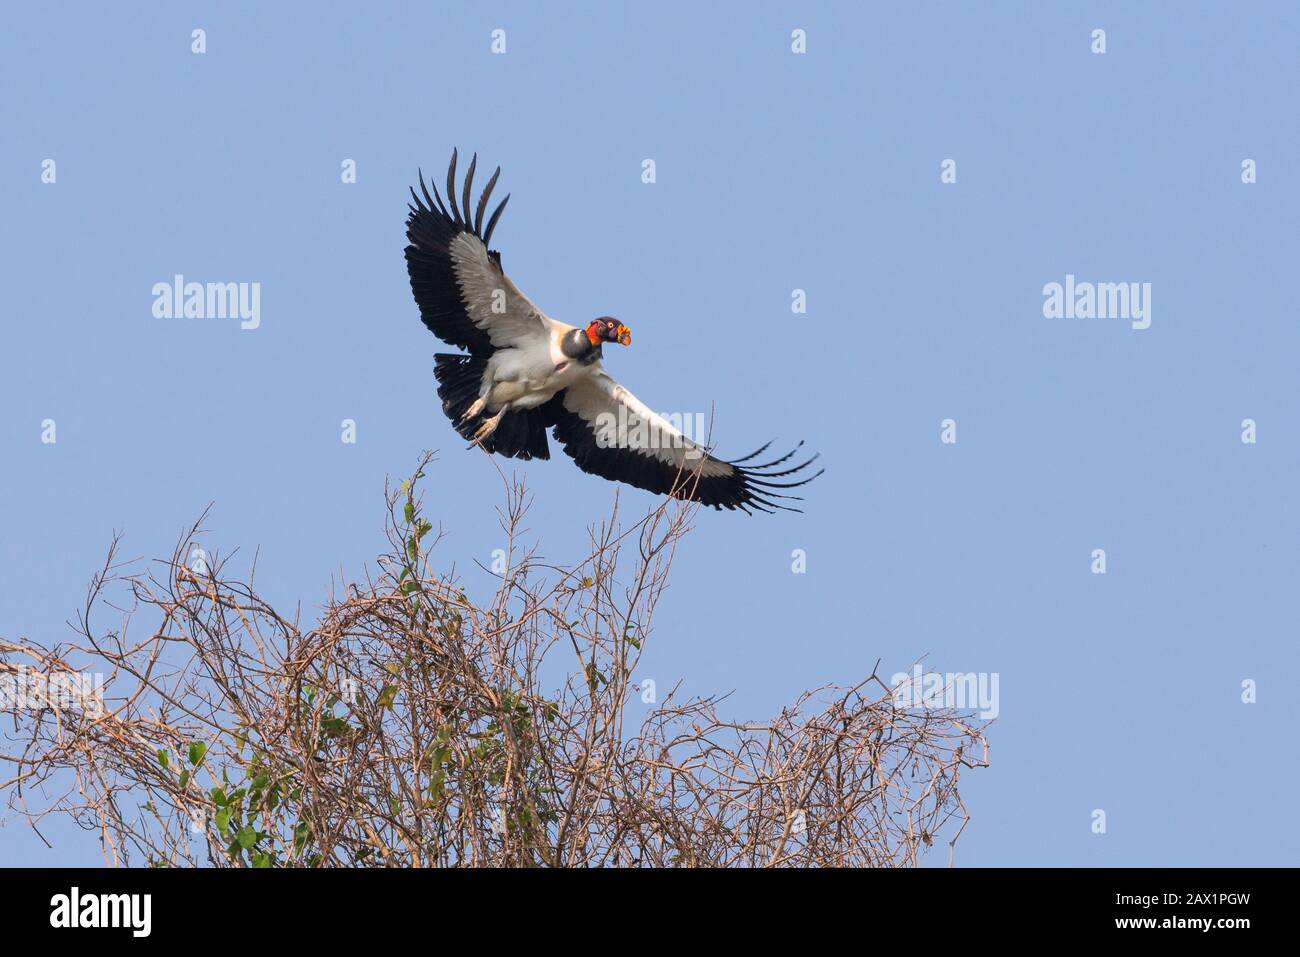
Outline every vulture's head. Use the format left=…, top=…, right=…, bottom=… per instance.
left=586, top=317, right=632, bottom=347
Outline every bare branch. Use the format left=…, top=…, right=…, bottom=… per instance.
left=0, top=454, right=988, bottom=867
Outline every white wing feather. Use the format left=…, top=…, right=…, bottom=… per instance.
left=448, top=232, right=557, bottom=349
left=561, top=370, right=734, bottom=478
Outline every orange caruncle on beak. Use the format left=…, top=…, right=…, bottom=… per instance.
left=617, top=324, right=632, bottom=346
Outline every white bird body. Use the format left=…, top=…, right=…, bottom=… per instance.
left=483, top=323, right=587, bottom=411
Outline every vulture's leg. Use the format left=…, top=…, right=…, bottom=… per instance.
left=461, top=377, right=493, bottom=423
left=469, top=403, right=510, bottom=447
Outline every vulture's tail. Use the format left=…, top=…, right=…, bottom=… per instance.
left=433, top=354, right=551, bottom=461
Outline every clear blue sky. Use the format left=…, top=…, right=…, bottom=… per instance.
left=2, top=2, right=1297, bottom=866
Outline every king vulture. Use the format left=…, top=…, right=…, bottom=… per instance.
left=403, top=150, right=822, bottom=514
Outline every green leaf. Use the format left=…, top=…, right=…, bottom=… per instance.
left=156, top=748, right=169, bottom=769
left=188, top=741, right=207, bottom=767
left=210, top=786, right=228, bottom=806
left=237, top=826, right=257, bottom=850
left=321, top=715, right=350, bottom=737
left=215, top=808, right=231, bottom=834
left=251, top=852, right=272, bottom=868
left=179, top=770, right=190, bottom=789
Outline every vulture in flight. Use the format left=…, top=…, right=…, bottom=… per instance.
left=403, top=150, right=822, bottom=513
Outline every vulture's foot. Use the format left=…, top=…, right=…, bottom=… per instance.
left=468, top=406, right=507, bottom=448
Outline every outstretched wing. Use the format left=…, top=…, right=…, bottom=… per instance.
left=547, top=371, right=822, bottom=514
left=405, top=150, right=552, bottom=356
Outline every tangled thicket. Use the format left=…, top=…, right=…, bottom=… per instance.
left=0, top=454, right=988, bottom=867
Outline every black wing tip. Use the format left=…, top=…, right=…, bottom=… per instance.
left=667, top=441, right=822, bottom=514
left=729, top=441, right=822, bottom=514
left=409, top=149, right=508, bottom=247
